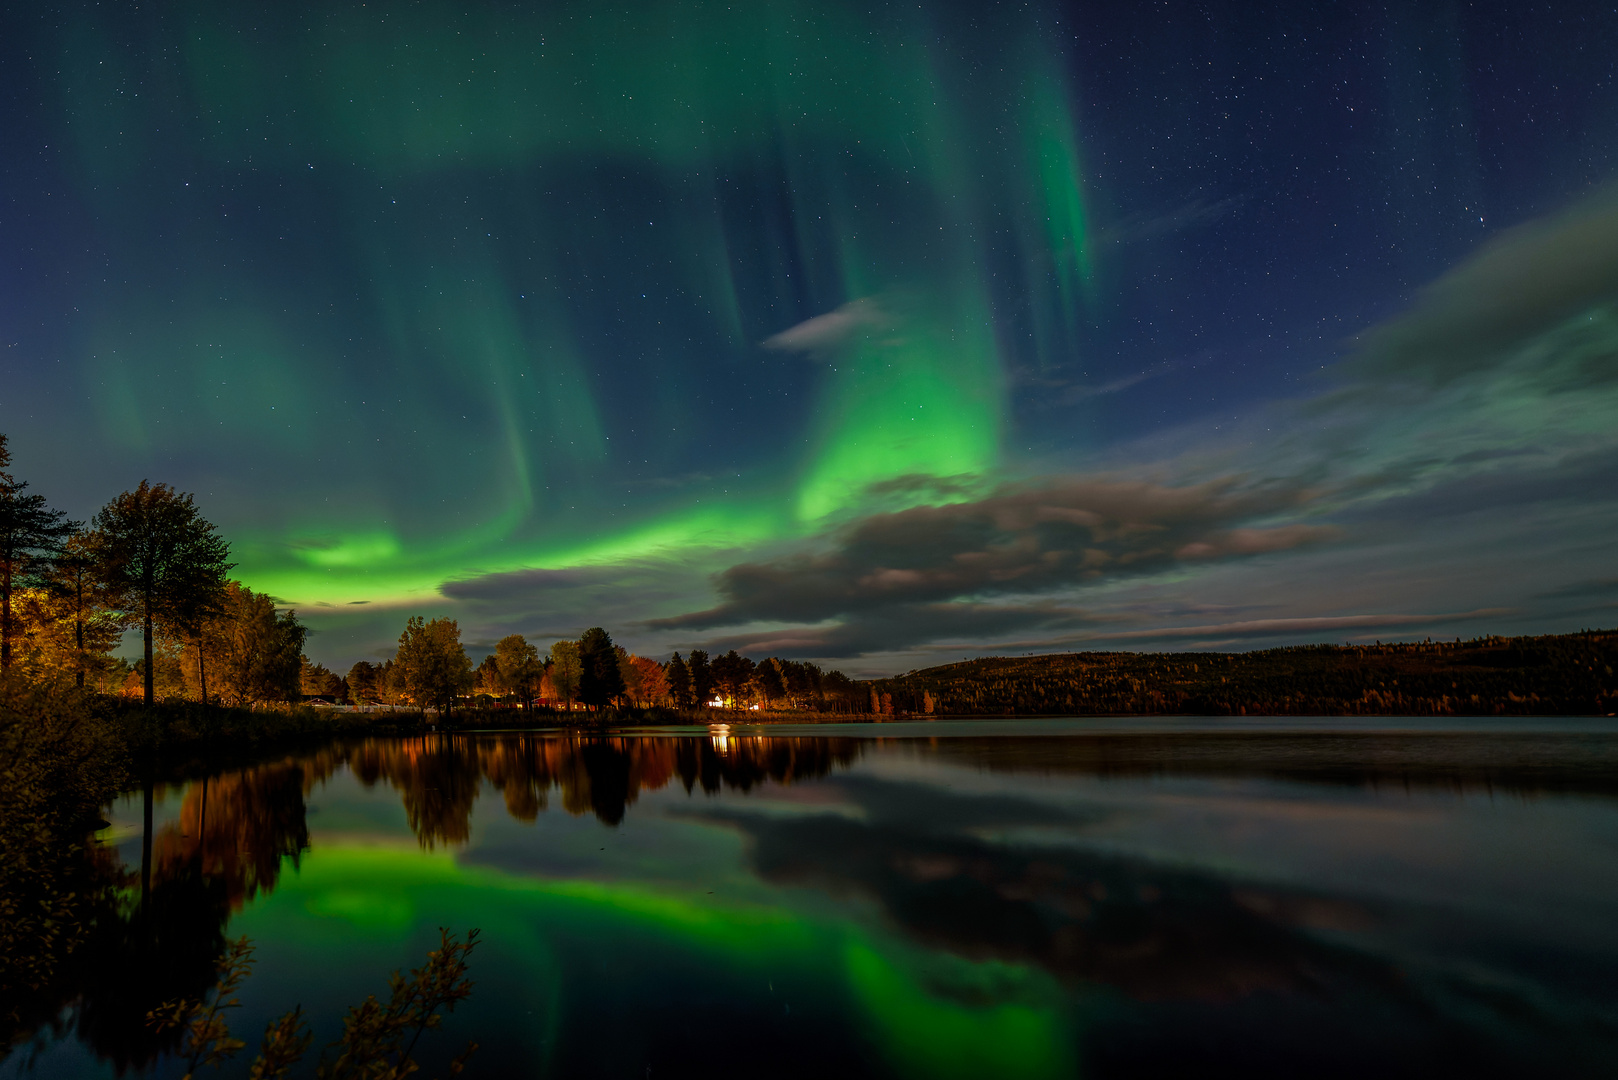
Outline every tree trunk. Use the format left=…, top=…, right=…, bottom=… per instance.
left=143, top=603, right=154, bottom=706
left=1, top=562, right=11, bottom=671
left=197, top=638, right=208, bottom=706
left=140, top=777, right=154, bottom=913
left=75, top=601, right=85, bottom=690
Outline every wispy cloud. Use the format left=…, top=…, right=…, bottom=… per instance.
left=762, top=297, right=891, bottom=354
left=1355, top=186, right=1618, bottom=385
left=1096, top=609, right=1512, bottom=642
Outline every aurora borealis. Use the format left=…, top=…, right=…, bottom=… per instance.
left=5, top=2, right=1618, bottom=669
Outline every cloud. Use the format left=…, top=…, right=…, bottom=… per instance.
left=687, top=777, right=1398, bottom=1004
left=861, top=473, right=983, bottom=500
left=1536, top=577, right=1618, bottom=601
left=1356, top=188, right=1618, bottom=384
left=1095, top=609, right=1511, bottom=642
left=700, top=600, right=1092, bottom=659
left=650, top=477, right=1333, bottom=651
left=1336, top=444, right=1618, bottom=525
left=761, top=297, right=890, bottom=354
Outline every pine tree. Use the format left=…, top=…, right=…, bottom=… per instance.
left=576, top=627, right=625, bottom=709
left=0, top=435, right=75, bottom=671
left=687, top=649, right=713, bottom=706
left=666, top=652, right=693, bottom=710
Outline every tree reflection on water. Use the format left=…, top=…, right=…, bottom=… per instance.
left=11, top=729, right=1618, bottom=1077
left=340, top=733, right=863, bottom=840
left=13, top=734, right=859, bottom=1072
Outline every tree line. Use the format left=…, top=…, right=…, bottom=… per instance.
left=0, top=432, right=865, bottom=715
left=322, top=625, right=868, bottom=716
left=867, top=633, right=1618, bottom=717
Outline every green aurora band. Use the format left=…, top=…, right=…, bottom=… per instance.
left=44, top=0, right=1092, bottom=612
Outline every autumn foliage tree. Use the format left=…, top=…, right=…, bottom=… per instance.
left=548, top=640, right=581, bottom=709
left=346, top=661, right=379, bottom=704
left=627, top=654, right=669, bottom=706
left=394, top=617, right=473, bottom=715
left=41, top=534, right=126, bottom=689
left=185, top=583, right=305, bottom=706
left=474, top=653, right=503, bottom=698
left=300, top=657, right=342, bottom=699
left=495, top=634, right=543, bottom=713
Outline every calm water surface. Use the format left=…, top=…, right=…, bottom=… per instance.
left=8, top=718, right=1618, bottom=1078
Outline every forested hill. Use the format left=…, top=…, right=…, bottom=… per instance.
left=867, top=631, right=1618, bottom=717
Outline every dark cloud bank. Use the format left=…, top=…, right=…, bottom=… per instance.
left=647, top=478, right=1331, bottom=657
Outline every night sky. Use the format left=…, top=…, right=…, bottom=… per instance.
left=5, top=1, right=1618, bottom=672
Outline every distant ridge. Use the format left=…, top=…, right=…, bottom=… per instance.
left=864, top=630, right=1618, bottom=717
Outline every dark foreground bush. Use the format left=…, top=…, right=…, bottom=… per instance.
left=148, top=929, right=479, bottom=1080
left=0, top=678, right=127, bottom=1051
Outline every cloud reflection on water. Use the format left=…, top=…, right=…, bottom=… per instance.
left=51, top=728, right=1618, bottom=1079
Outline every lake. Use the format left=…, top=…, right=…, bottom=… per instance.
left=6, top=717, right=1618, bottom=1078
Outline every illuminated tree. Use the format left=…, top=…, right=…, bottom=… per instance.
left=0, top=434, right=75, bottom=671
left=753, top=658, right=786, bottom=709
left=629, top=654, right=668, bottom=706
left=372, top=659, right=401, bottom=706
left=346, top=661, right=379, bottom=704
left=299, top=657, right=342, bottom=698
left=164, top=562, right=230, bottom=705
left=394, top=616, right=473, bottom=716
left=548, top=640, right=581, bottom=709
left=473, top=654, right=503, bottom=699
left=45, top=534, right=127, bottom=689
left=711, top=650, right=755, bottom=709
left=123, top=648, right=187, bottom=701
left=92, top=482, right=233, bottom=705
left=191, top=583, right=305, bottom=706
left=577, top=627, right=625, bottom=709
left=494, top=634, right=543, bottom=713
